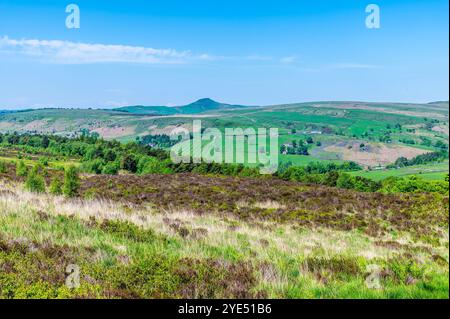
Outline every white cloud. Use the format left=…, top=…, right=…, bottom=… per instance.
left=0, top=36, right=201, bottom=64
left=280, top=56, right=297, bottom=64
left=0, top=36, right=306, bottom=67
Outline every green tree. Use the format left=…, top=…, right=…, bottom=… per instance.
left=81, top=159, right=104, bottom=174
left=435, top=140, right=448, bottom=150
left=63, top=165, right=80, bottom=197
left=49, top=177, right=63, bottom=195
left=323, top=171, right=339, bottom=187
left=121, top=154, right=138, bottom=173
left=0, top=160, right=7, bottom=174
left=101, top=161, right=120, bottom=175
left=16, top=160, right=28, bottom=177
left=25, top=164, right=46, bottom=193
left=336, top=173, right=355, bottom=190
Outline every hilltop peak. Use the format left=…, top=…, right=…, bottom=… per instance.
left=188, top=98, right=220, bottom=105
left=113, top=98, right=251, bottom=115
left=181, top=98, right=235, bottom=113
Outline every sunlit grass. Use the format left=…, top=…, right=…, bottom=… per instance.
left=0, top=182, right=448, bottom=299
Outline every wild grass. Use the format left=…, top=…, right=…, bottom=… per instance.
left=0, top=179, right=448, bottom=299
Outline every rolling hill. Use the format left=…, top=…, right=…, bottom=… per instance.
left=0, top=100, right=448, bottom=177
left=113, top=98, right=253, bottom=115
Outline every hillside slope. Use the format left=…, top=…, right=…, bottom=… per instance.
left=0, top=167, right=448, bottom=299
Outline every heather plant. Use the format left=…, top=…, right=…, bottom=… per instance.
left=0, top=187, right=447, bottom=299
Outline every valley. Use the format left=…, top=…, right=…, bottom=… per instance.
left=0, top=100, right=448, bottom=299
left=1, top=99, right=448, bottom=177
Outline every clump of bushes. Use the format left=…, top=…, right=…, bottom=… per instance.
left=25, top=164, right=46, bottom=193
left=137, top=157, right=172, bottom=175
left=0, top=160, right=7, bottom=174
left=63, top=165, right=80, bottom=197
left=101, top=161, right=120, bottom=175
left=380, top=257, right=426, bottom=285
left=387, top=150, right=448, bottom=169
left=278, top=165, right=448, bottom=195
left=49, top=177, right=63, bottom=195
left=380, top=176, right=449, bottom=195
left=16, top=160, right=28, bottom=177
left=279, top=167, right=381, bottom=193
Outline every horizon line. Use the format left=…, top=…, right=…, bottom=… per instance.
left=1, top=98, right=449, bottom=112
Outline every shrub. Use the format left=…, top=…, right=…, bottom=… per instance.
left=387, top=151, right=448, bottom=169
left=101, top=161, right=120, bottom=175
left=16, top=160, right=28, bottom=177
left=384, top=258, right=425, bottom=284
left=0, top=160, right=7, bottom=174
left=25, top=165, right=46, bottom=193
left=381, top=176, right=449, bottom=195
left=323, top=171, right=339, bottom=187
left=353, top=176, right=381, bottom=192
left=336, top=173, right=355, bottom=189
left=38, top=157, right=49, bottom=166
left=80, top=159, right=104, bottom=174
left=63, top=165, right=80, bottom=197
left=121, top=154, right=138, bottom=173
left=49, top=177, right=63, bottom=195
left=137, top=156, right=172, bottom=175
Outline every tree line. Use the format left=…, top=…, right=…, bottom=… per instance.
left=0, top=132, right=447, bottom=195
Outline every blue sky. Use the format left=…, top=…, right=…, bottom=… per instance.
left=0, top=0, right=448, bottom=109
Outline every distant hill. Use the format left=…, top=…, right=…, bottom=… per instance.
left=428, top=101, right=449, bottom=108
left=0, top=101, right=448, bottom=162
left=113, top=105, right=178, bottom=116
left=114, top=98, right=252, bottom=115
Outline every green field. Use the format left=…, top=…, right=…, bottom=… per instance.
left=350, top=162, right=449, bottom=181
